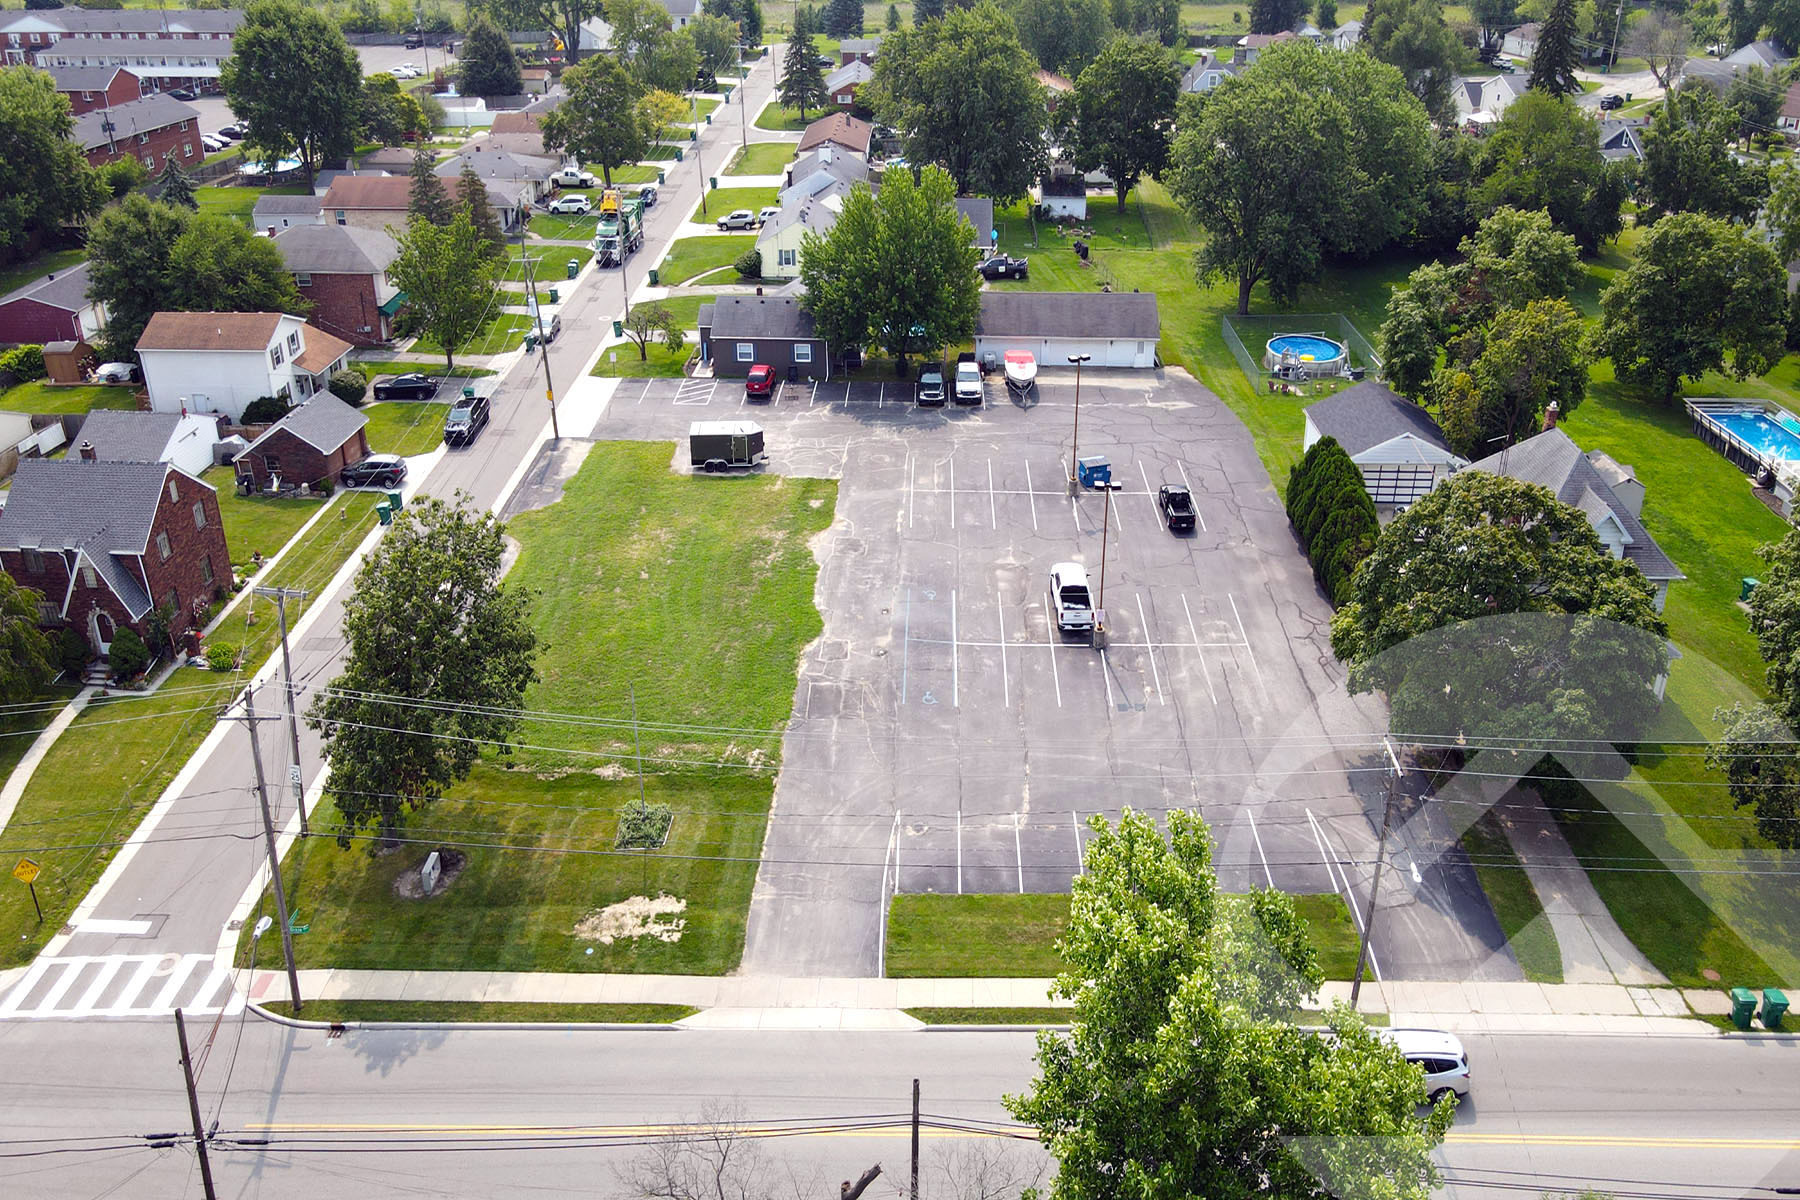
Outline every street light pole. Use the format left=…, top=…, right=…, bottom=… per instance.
left=1066, top=352, right=1090, bottom=494
left=692, top=90, right=708, bottom=216
left=1093, top=480, right=1120, bottom=648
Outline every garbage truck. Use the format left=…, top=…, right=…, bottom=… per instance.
left=594, top=195, right=645, bottom=266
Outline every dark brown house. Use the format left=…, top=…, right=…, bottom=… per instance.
left=234, top=394, right=371, bottom=493
left=698, top=296, right=832, bottom=381
left=0, top=458, right=227, bottom=657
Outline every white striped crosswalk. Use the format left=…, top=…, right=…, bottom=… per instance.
left=0, top=953, right=244, bottom=1020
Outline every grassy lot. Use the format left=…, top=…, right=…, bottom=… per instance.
left=0, top=383, right=137, bottom=414
left=528, top=212, right=601, bottom=242
left=265, top=1000, right=698, bottom=1023
left=353, top=359, right=495, bottom=379
left=640, top=295, right=706, bottom=330
left=591, top=340, right=692, bottom=377
left=205, top=466, right=326, bottom=571
left=1460, top=814, right=1563, bottom=984
left=0, top=493, right=383, bottom=966
left=641, top=143, right=684, bottom=160
left=0, top=686, right=81, bottom=792
left=239, top=443, right=836, bottom=976
left=691, top=187, right=779, bottom=224
left=657, top=234, right=757, bottom=284
left=0, top=247, right=86, bottom=297
left=906, top=1008, right=1072, bottom=1025
left=1290, top=892, right=1360, bottom=981
left=688, top=97, right=720, bottom=121
left=504, top=245, right=593, bottom=283
left=361, top=401, right=449, bottom=457
left=724, top=141, right=796, bottom=176
left=412, top=312, right=533, bottom=357
left=754, top=103, right=819, bottom=132
left=592, top=164, right=662, bottom=185
left=194, top=184, right=310, bottom=222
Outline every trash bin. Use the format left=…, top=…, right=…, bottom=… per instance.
left=1077, top=455, right=1112, bottom=489
left=461, top=385, right=475, bottom=400
left=387, top=491, right=404, bottom=511
left=705, top=114, right=712, bottom=125
left=1731, top=986, right=1759, bottom=1029
left=1763, top=987, right=1789, bottom=1029
left=566, top=259, right=579, bottom=279
left=674, top=148, right=683, bottom=161
left=709, top=176, right=717, bottom=189
left=1742, top=577, right=1760, bottom=601
left=648, top=268, right=659, bottom=286
left=689, top=129, right=698, bottom=140
left=375, top=501, right=393, bottom=526
left=658, top=169, right=666, bottom=184
left=612, top=319, right=624, bottom=337
left=548, top=286, right=559, bottom=304
left=524, top=333, right=538, bottom=351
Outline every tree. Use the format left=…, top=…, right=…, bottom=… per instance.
left=606, top=0, right=677, bottom=59
left=0, top=575, right=54, bottom=704
left=96, top=156, right=148, bottom=200
left=888, top=2, right=902, bottom=29
left=454, top=163, right=508, bottom=261
left=779, top=31, right=829, bottom=116
left=540, top=53, right=648, bottom=187
left=1378, top=295, right=1441, bottom=400
left=388, top=212, right=503, bottom=371
left=1471, top=0, right=1517, bottom=54
left=1709, top=704, right=1800, bottom=850
left=0, top=67, right=105, bottom=263
left=1286, top=437, right=1379, bottom=605
left=1361, top=0, right=1461, bottom=123
left=1248, top=0, right=1306, bottom=33
left=1742, top=527, right=1800, bottom=723
left=1477, top=92, right=1625, bottom=251
left=483, top=0, right=606, bottom=64
left=1460, top=204, right=1584, bottom=314
left=1440, top=298, right=1588, bottom=455
left=825, top=0, right=864, bottom=35
left=704, top=0, right=764, bottom=43
left=154, top=152, right=198, bottom=209
left=1726, top=63, right=1782, bottom=138
left=1591, top=211, right=1785, bottom=402
left=1641, top=85, right=1769, bottom=222
left=1070, top=36, right=1180, bottom=214
left=1005, top=0, right=1114, bottom=77
left=221, top=0, right=364, bottom=183
left=1626, top=9, right=1691, bottom=86
left=307, top=495, right=538, bottom=847
left=1767, top=160, right=1800, bottom=266
left=800, top=164, right=982, bottom=370
left=864, top=4, right=1049, bottom=203
left=622, top=303, right=687, bottom=359
left=689, top=11, right=742, bottom=76
left=1528, top=0, right=1581, bottom=94
left=361, top=72, right=428, bottom=145
left=636, top=27, right=703, bottom=93
left=84, top=195, right=192, bottom=360
left=1006, top=807, right=1452, bottom=1200
left=915, top=0, right=946, bottom=20
left=637, top=88, right=691, bottom=143
left=409, top=145, right=455, bottom=225
left=460, top=12, right=523, bottom=97
left=1171, top=41, right=1430, bottom=313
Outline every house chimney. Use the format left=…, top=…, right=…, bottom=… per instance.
left=78, top=441, right=96, bottom=461
left=1542, top=400, right=1561, bottom=432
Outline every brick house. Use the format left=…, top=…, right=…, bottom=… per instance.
left=233, top=394, right=371, bottom=493
left=823, top=59, right=872, bottom=108
left=319, top=173, right=528, bottom=235
left=70, top=92, right=200, bottom=169
left=274, top=225, right=403, bottom=346
left=0, top=261, right=106, bottom=346
left=0, top=457, right=228, bottom=657
left=0, top=7, right=242, bottom=69
left=46, top=64, right=141, bottom=114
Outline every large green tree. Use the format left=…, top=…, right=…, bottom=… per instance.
left=1590, top=211, right=1785, bottom=403
left=1361, top=0, right=1462, bottom=123
left=481, top=0, right=605, bottom=63
left=0, top=67, right=105, bottom=263
left=864, top=3, right=1049, bottom=204
left=800, top=164, right=981, bottom=370
left=1641, top=85, right=1769, bottom=224
left=388, top=211, right=502, bottom=371
left=1471, top=0, right=1518, bottom=54
left=1248, top=0, right=1308, bottom=33
left=221, top=0, right=364, bottom=183
left=1743, top=528, right=1800, bottom=724
left=1476, top=91, right=1625, bottom=251
left=409, top=145, right=455, bottom=225
left=689, top=11, right=743, bottom=76
left=362, top=72, right=429, bottom=145
left=0, top=574, right=55, bottom=704
left=460, top=12, right=524, bottom=97
left=1070, top=36, right=1180, bottom=215
left=457, top=162, right=508, bottom=260
left=540, top=53, right=649, bottom=187
left=1286, top=437, right=1380, bottom=605
left=779, top=32, right=830, bottom=116
left=1006, top=808, right=1452, bottom=1200
left=1708, top=704, right=1800, bottom=850
left=1006, top=0, right=1113, bottom=76
left=704, top=0, right=763, bottom=44
left=307, top=496, right=539, bottom=847
left=164, top=214, right=306, bottom=315
left=1528, top=0, right=1582, bottom=94
left=1440, top=297, right=1589, bottom=455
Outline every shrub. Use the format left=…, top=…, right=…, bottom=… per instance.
left=1284, top=436, right=1378, bottom=607
left=241, top=395, right=292, bottom=425
left=107, top=626, right=151, bottom=680
left=328, top=367, right=368, bottom=405
left=616, top=801, right=674, bottom=848
left=733, top=247, right=762, bottom=278
left=0, top=344, right=47, bottom=385
left=96, top=156, right=148, bottom=198
left=56, top=626, right=90, bottom=676
left=313, top=476, right=335, bottom=496
left=206, top=642, right=238, bottom=671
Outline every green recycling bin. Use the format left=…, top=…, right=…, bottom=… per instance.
left=566, top=258, right=579, bottom=279
left=1742, top=577, right=1760, bottom=601
left=674, top=148, right=683, bottom=161
left=375, top=501, right=393, bottom=526
left=705, top=113, right=712, bottom=125
left=462, top=384, right=475, bottom=399
left=612, top=318, right=623, bottom=337
left=1762, top=987, right=1789, bottom=1029
left=1730, top=986, right=1758, bottom=1029
left=387, top=491, right=404, bottom=511
left=658, top=169, right=666, bottom=184
left=524, top=332, right=538, bottom=351
left=648, top=268, right=659, bottom=286
left=689, top=128, right=697, bottom=140
left=549, top=286, right=559, bottom=303
left=709, top=175, right=717, bottom=189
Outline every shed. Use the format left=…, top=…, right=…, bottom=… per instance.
left=974, top=291, right=1160, bottom=369
left=1302, top=380, right=1466, bottom=509
left=42, top=339, right=97, bottom=384
left=697, top=296, right=832, bottom=380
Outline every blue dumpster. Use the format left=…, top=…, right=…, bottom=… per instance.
left=1077, top=455, right=1111, bottom=488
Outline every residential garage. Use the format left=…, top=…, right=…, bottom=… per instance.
left=974, top=291, right=1160, bottom=369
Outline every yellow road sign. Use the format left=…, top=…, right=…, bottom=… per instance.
left=13, top=857, right=40, bottom=885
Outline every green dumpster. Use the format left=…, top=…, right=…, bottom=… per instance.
left=387, top=491, right=404, bottom=511
left=648, top=268, right=659, bottom=286
left=1762, top=987, right=1789, bottom=1029
left=549, top=286, right=559, bottom=304
left=375, top=501, right=393, bottom=526
left=1731, top=987, right=1758, bottom=1029
left=566, top=258, right=579, bottom=279
left=1743, top=577, right=1760, bottom=601
left=612, top=319, right=623, bottom=337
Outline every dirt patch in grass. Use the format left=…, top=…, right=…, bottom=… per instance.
left=574, top=893, right=688, bottom=944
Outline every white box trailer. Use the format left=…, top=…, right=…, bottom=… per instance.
left=689, top=420, right=766, bottom=471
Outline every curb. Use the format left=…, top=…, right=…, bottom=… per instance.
left=246, top=999, right=684, bottom=1033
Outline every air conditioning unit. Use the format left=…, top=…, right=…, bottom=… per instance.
left=358, top=325, right=372, bottom=333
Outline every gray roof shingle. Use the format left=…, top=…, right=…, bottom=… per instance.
left=72, top=411, right=182, bottom=463
left=1303, top=380, right=1452, bottom=458
left=275, top=224, right=398, bottom=275
left=69, top=93, right=198, bottom=152
left=46, top=64, right=129, bottom=92
left=240, top=394, right=368, bottom=456
left=707, top=296, right=819, bottom=341
left=0, top=261, right=93, bottom=313
left=976, top=291, right=1160, bottom=340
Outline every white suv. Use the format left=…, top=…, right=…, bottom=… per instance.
left=1383, top=1029, right=1470, bottom=1101
left=548, top=194, right=592, bottom=214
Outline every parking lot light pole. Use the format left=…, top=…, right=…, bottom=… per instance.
left=1093, top=480, right=1121, bottom=649
left=1067, top=352, right=1091, bottom=494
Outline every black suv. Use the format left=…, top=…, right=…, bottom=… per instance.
left=978, top=255, right=1029, bottom=281
left=341, top=454, right=407, bottom=489
left=915, top=362, right=947, bottom=406
left=1598, top=93, right=1624, bottom=110
left=443, top=392, right=490, bottom=446
left=373, top=373, right=439, bottom=401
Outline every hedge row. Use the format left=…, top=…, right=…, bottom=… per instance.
left=1285, top=436, right=1379, bottom=607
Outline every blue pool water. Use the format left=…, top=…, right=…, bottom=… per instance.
left=1267, top=334, right=1346, bottom=362
left=1709, top=409, right=1800, bottom=463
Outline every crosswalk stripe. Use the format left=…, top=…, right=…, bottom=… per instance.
left=148, top=954, right=204, bottom=1012
left=102, top=955, right=163, bottom=1015
left=72, top=957, right=124, bottom=1015
left=37, top=956, right=90, bottom=1011
left=0, top=954, right=238, bottom=1020
left=0, top=958, right=52, bottom=1017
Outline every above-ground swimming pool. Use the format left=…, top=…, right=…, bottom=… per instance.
left=1705, top=408, right=1800, bottom=463
left=1264, top=333, right=1348, bottom=376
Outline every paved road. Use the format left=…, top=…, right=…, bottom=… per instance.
left=1, top=1020, right=1796, bottom=1197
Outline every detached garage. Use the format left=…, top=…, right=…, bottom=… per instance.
left=974, top=291, right=1160, bottom=369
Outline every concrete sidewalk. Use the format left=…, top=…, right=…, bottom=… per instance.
left=246, top=969, right=1754, bottom=1035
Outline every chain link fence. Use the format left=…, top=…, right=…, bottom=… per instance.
left=1220, top=312, right=1383, bottom=393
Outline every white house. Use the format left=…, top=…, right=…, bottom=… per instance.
left=974, top=291, right=1160, bottom=369
left=1179, top=49, right=1241, bottom=93
left=1332, top=19, right=1363, bottom=50
left=823, top=58, right=872, bottom=108
left=1501, top=22, right=1539, bottom=58
left=1302, top=381, right=1467, bottom=510
left=135, top=311, right=354, bottom=422
left=1453, top=71, right=1527, bottom=126
left=69, top=410, right=222, bottom=477
left=781, top=146, right=869, bottom=205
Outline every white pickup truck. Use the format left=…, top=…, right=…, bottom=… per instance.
left=1050, top=562, right=1095, bottom=634
left=550, top=166, right=598, bottom=188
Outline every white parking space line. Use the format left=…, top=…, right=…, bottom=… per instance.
left=636, top=380, right=653, bottom=405
left=1178, top=462, right=1206, bottom=531
left=1307, top=810, right=1380, bottom=983
left=1247, top=810, right=1273, bottom=887
left=878, top=383, right=884, bottom=408
left=1023, top=460, right=1039, bottom=530
left=810, top=381, right=818, bottom=404
left=950, top=588, right=960, bottom=709
left=997, top=586, right=1010, bottom=709
left=1069, top=495, right=1080, bottom=535
left=1181, top=594, right=1220, bottom=705
left=1228, top=593, right=1269, bottom=697
left=1072, top=811, right=1084, bottom=874
left=1043, top=606, right=1063, bottom=707
left=1135, top=593, right=1164, bottom=705
left=956, top=809, right=963, bottom=894
left=987, top=459, right=997, bottom=529
left=1139, top=461, right=1161, bottom=526
left=1014, top=813, right=1025, bottom=894
left=907, top=453, right=916, bottom=528
left=1099, top=648, right=1116, bottom=710
left=949, top=457, right=956, bottom=526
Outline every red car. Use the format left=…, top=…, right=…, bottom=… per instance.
left=745, top=363, right=775, bottom=400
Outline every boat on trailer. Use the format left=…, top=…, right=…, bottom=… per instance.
left=1003, top=350, right=1037, bottom=391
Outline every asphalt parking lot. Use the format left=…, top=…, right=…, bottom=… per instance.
left=591, top=369, right=1514, bottom=980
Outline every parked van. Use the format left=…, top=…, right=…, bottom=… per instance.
left=1050, top=562, right=1094, bottom=634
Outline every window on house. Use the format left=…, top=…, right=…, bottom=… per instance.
left=192, top=501, right=206, bottom=531
left=36, top=600, right=57, bottom=624
left=270, top=344, right=283, bottom=368
left=80, top=563, right=96, bottom=589
left=295, top=272, right=311, bottom=287
left=287, top=331, right=300, bottom=353
left=265, top=454, right=281, bottom=473
left=22, top=548, right=43, bottom=573
left=137, top=132, right=148, bottom=144
left=182, top=141, right=193, bottom=157
left=178, top=120, right=188, bottom=131
left=143, top=154, right=154, bottom=168
left=200, top=554, right=213, bottom=586
left=163, top=588, right=178, bottom=614
left=778, top=248, right=796, bottom=267
left=736, top=343, right=754, bottom=362
left=335, top=210, right=346, bottom=225
left=155, top=532, right=172, bottom=561
left=793, top=343, right=812, bottom=363
left=167, top=479, right=179, bottom=503
left=82, top=90, right=93, bottom=100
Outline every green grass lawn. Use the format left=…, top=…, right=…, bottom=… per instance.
left=688, top=96, right=720, bottom=121
left=656, top=234, right=757, bottom=285
left=639, top=295, right=706, bottom=330
left=361, top=400, right=448, bottom=457
left=206, top=466, right=327, bottom=571
left=266, top=999, right=697, bottom=1023
left=591, top=339, right=692, bottom=377
left=905, top=1007, right=1073, bottom=1025
left=194, top=184, right=309, bottom=222
left=238, top=442, right=837, bottom=976
left=351, top=359, right=495, bottom=379
left=528, top=211, right=602, bottom=241
left=0, top=247, right=86, bottom=298
left=0, top=382, right=137, bottom=414
left=691, top=187, right=779, bottom=224
left=641, top=143, right=683, bottom=160
left=724, top=140, right=796, bottom=176
left=503, top=245, right=593, bottom=284
left=411, top=311, right=533, bottom=356
left=754, top=103, right=819, bottom=132
left=1460, top=814, right=1563, bottom=984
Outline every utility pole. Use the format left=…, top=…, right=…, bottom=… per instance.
left=1608, top=0, right=1626, bottom=70
left=737, top=44, right=748, bottom=151
left=1066, top=353, right=1090, bottom=494
left=1349, top=737, right=1404, bottom=1009
left=909, top=1078, right=920, bottom=1200
left=521, top=248, right=561, bottom=439
left=252, top=586, right=310, bottom=836
left=692, top=90, right=709, bottom=216
left=236, top=686, right=303, bottom=1015
left=174, top=1008, right=218, bottom=1200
